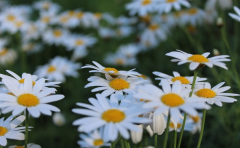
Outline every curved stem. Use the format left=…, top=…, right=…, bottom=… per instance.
left=196, top=109, right=207, bottom=148
left=163, top=112, right=171, bottom=148
left=25, top=110, right=29, bottom=148
left=177, top=70, right=198, bottom=148
left=174, top=130, right=177, bottom=148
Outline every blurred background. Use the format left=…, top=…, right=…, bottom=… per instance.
left=1, top=0, right=240, bottom=147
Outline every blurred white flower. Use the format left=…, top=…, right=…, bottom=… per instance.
left=9, top=143, right=41, bottom=148
left=0, top=48, right=17, bottom=66
left=126, top=0, right=156, bottom=16
left=53, top=112, right=66, bottom=126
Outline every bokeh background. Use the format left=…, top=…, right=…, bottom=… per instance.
left=1, top=0, right=240, bottom=147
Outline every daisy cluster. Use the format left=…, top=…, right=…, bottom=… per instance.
left=0, top=70, right=65, bottom=147
left=72, top=50, right=238, bottom=147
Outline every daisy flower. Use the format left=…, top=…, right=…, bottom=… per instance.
left=182, top=8, right=206, bottom=26
left=0, top=115, right=26, bottom=146
left=0, top=48, right=17, bottom=66
left=0, top=74, right=64, bottom=117
left=192, top=82, right=239, bottom=106
left=33, top=1, right=60, bottom=15
left=85, top=75, right=147, bottom=97
left=104, top=52, right=138, bottom=67
left=166, top=50, right=231, bottom=70
left=117, top=44, right=140, bottom=58
left=78, top=129, right=111, bottom=148
left=156, top=0, right=190, bottom=14
left=82, top=61, right=140, bottom=78
left=126, top=0, right=156, bottom=16
left=72, top=94, right=151, bottom=141
left=186, top=113, right=202, bottom=134
left=42, top=28, right=69, bottom=46
left=169, top=116, right=194, bottom=132
left=229, top=6, right=240, bottom=22
left=35, top=56, right=81, bottom=82
left=9, top=143, right=41, bottom=148
left=134, top=80, right=210, bottom=122
left=153, top=71, right=206, bottom=87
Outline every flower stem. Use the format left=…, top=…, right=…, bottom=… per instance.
left=154, top=133, right=158, bottom=148
left=163, top=112, right=171, bottom=148
left=25, top=110, right=29, bottom=148
left=177, top=70, right=198, bottom=148
left=174, top=130, right=177, bottom=148
left=196, top=109, right=207, bottom=148
left=124, top=139, right=131, bottom=148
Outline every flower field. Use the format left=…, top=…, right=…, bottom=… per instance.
left=0, top=0, right=240, bottom=148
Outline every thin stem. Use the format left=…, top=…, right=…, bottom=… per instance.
left=188, top=133, right=193, bottom=148
left=121, top=139, right=125, bottom=148
left=163, top=112, right=171, bottom=148
left=177, top=70, right=198, bottom=148
left=25, top=110, right=29, bottom=148
left=174, top=130, right=177, bottom=148
left=124, top=139, right=131, bottom=148
left=196, top=109, right=207, bottom=148
left=154, top=133, right=158, bottom=148
left=111, top=136, right=121, bottom=148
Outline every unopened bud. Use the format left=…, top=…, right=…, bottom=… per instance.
left=213, top=49, right=220, bottom=56
left=216, top=17, right=223, bottom=28
left=53, top=113, right=66, bottom=126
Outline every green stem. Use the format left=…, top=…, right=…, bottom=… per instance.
left=196, top=109, right=207, bottom=148
left=124, top=139, right=131, bottom=148
left=163, top=112, right=171, bottom=148
left=188, top=133, right=193, bottom=148
left=25, top=110, right=29, bottom=148
left=154, top=133, right=158, bottom=148
left=121, top=139, right=125, bottom=148
left=177, top=70, right=198, bottom=148
left=111, top=136, right=121, bottom=148
left=174, top=130, right=177, bottom=148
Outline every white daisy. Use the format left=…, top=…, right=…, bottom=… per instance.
left=72, top=94, right=151, bottom=141
left=33, top=1, right=60, bottom=15
left=98, top=27, right=115, bottom=38
left=229, top=6, right=240, bottom=22
left=0, top=48, right=17, bottom=66
left=78, top=129, right=111, bottom=148
left=166, top=50, right=231, bottom=70
left=55, top=11, right=80, bottom=28
left=134, top=80, right=210, bottom=122
left=156, top=0, right=190, bottom=14
left=104, top=52, right=138, bottom=67
left=82, top=61, right=140, bottom=78
left=35, top=56, right=81, bottom=82
left=182, top=8, right=206, bottom=26
left=0, top=74, right=64, bottom=117
left=186, top=113, right=202, bottom=134
left=153, top=71, right=206, bottom=87
left=117, top=44, right=140, bottom=58
left=9, top=143, right=41, bottom=148
left=126, top=0, right=156, bottom=16
left=169, top=116, right=194, bottom=132
left=85, top=75, right=147, bottom=97
left=114, top=26, right=134, bottom=38
left=42, top=28, right=69, bottom=45
left=192, top=82, right=239, bottom=106
left=0, top=115, right=26, bottom=146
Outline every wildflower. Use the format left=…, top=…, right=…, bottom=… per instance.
left=229, top=6, right=240, bottom=22
left=156, top=0, right=190, bottom=14
left=9, top=143, right=41, bottom=148
left=53, top=113, right=66, bottom=126
left=126, top=0, right=156, bottom=16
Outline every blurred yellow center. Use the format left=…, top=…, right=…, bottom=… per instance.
left=161, top=93, right=185, bottom=107
left=0, top=49, right=7, bottom=56
left=142, top=0, right=151, bottom=5
left=42, top=17, right=50, bottom=23
left=188, top=55, right=209, bottom=63
left=104, top=68, right=119, bottom=74
left=149, top=24, right=158, bottom=31
left=109, top=79, right=129, bottom=90
left=15, top=21, right=23, bottom=27
left=195, top=89, right=216, bottom=98
left=43, top=2, right=50, bottom=9
left=14, top=146, right=24, bottom=148
left=171, top=76, right=190, bottom=84
left=94, top=13, right=102, bottom=18
left=170, top=122, right=182, bottom=129
left=48, top=65, right=56, bottom=73
left=188, top=8, right=198, bottom=15
left=0, top=126, right=8, bottom=136
left=116, top=59, right=124, bottom=65
left=190, top=115, right=200, bottom=123
left=76, top=12, right=84, bottom=18
left=17, top=94, right=39, bottom=107
left=68, top=11, right=75, bottom=16
left=167, top=0, right=176, bottom=3
left=93, top=139, right=104, bottom=146
left=102, top=109, right=125, bottom=123
left=60, top=17, right=69, bottom=23
left=18, top=79, right=36, bottom=86
left=53, top=30, right=62, bottom=37
left=75, top=40, right=84, bottom=46
left=7, top=14, right=15, bottom=21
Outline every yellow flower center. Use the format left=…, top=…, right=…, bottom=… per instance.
left=141, top=15, right=151, bottom=23
left=53, top=30, right=62, bottom=37
left=93, top=139, right=104, bottom=146
left=161, top=93, right=185, bottom=107
left=94, top=13, right=102, bottom=19
left=7, top=14, right=15, bottom=21
left=116, top=59, right=124, bottom=65
left=187, top=8, right=198, bottom=15
left=142, top=0, right=152, bottom=5
left=42, top=17, right=50, bottom=23
left=75, top=39, right=84, bottom=46
left=43, top=2, right=50, bottom=10
left=68, top=11, right=75, bottom=16
left=14, top=146, right=24, bottom=148
left=187, top=55, right=209, bottom=63
left=0, top=49, right=8, bottom=56
left=18, top=79, right=36, bottom=86
left=195, top=88, right=216, bottom=98
left=149, top=24, right=158, bottom=31
left=171, top=76, right=190, bottom=84
left=0, top=126, right=8, bottom=136
left=169, top=122, right=182, bottom=129
left=60, top=16, right=69, bottom=23
left=76, top=12, right=84, bottom=18
left=189, top=115, right=200, bottom=123
left=102, top=109, right=125, bottom=123
left=167, top=0, right=177, bottom=3
left=47, top=65, right=56, bottom=73
left=104, top=68, right=119, bottom=74
left=109, top=79, right=130, bottom=90
left=17, top=93, right=39, bottom=107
